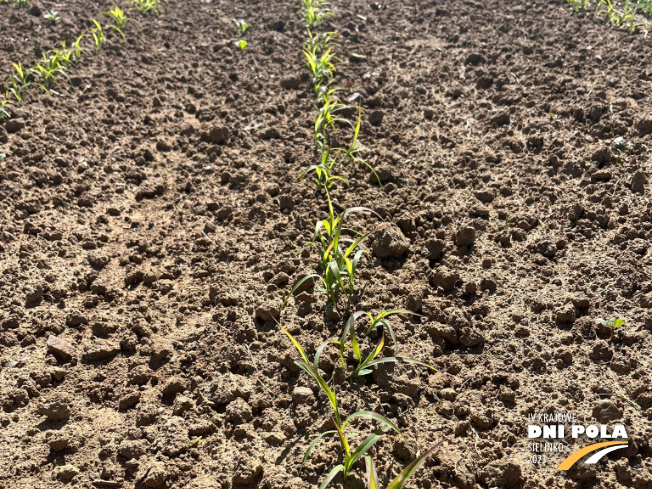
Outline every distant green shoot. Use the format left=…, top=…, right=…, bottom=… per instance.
left=90, top=19, right=107, bottom=51
left=233, top=18, right=249, bottom=34
left=44, top=11, right=60, bottom=23
left=102, top=4, right=129, bottom=38
left=8, top=63, right=31, bottom=103
left=0, top=99, right=9, bottom=120
left=596, top=318, right=625, bottom=329
left=132, top=0, right=166, bottom=14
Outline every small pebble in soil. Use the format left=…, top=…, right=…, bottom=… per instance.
left=47, top=335, right=76, bottom=361
left=592, top=399, right=621, bottom=422
left=54, top=465, right=79, bottom=481
left=455, top=226, right=476, bottom=248
left=143, top=462, right=168, bottom=488
left=291, top=386, right=314, bottom=405
left=38, top=394, right=71, bottom=420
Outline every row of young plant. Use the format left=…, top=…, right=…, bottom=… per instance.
left=275, top=2, right=441, bottom=489
left=0, top=0, right=31, bottom=9
left=0, top=0, right=163, bottom=13
left=1, top=0, right=67, bottom=21
left=565, top=0, right=652, bottom=33
left=0, top=1, right=167, bottom=121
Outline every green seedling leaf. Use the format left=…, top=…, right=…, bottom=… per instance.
left=278, top=323, right=310, bottom=365
left=347, top=428, right=388, bottom=473
left=342, top=411, right=402, bottom=437
left=282, top=274, right=324, bottom=311
left=370, top=310, right=422, bottom=354
left=44, top=11, right=59, bottom=23
left=187, top=436, right=202, bottom=446
left=596, top=318, right=626, bottom=329
left=341, top=206, right=379, bottom=219
left=365, top=456, right=379, bottom=489
left=233, top=18, right=249, bottom=34
left=328, top=260, right=348, bottom=302
left=314, top=339, right=332, bottom=371
left=279, top=325, right=341, bottom=424
left=333, top=419, right=351, bottom=457
left=294, top=360, right=340, bottom=424
left=385, top=441, right=444, bottom=489
left=339, top=311, right=366, bottom=367
left=303, top=430, right=337, bottom=466
left=351, top=332, right=386, bottom=377
left=132, top=0, right=165, bottom=14
left=110, top=25, right=126, bottom=39
left=319, top=464, right=344, bottom=489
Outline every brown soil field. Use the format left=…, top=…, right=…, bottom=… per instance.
left=1, top=1, right=651, bottom=488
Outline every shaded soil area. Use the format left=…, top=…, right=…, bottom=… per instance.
left=1, top=1, right=651, bottom=489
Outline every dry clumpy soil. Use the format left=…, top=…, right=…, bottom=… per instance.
left=1, top=0, right=652, bottom=488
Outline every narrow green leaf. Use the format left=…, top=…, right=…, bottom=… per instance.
left=385, top=441, right=444, bottom=489
left=353, top=332, right=385, bottom=376
left=357, top=157, right=382, bottom=187
left=319, top=464, right=344, bottom=489
left=376, top=309, right=414, bottom=321
left=365, top=455, right=379, bottom=489
left=383, top=321, right=399, bottom=355
left=342, top=411, right=401, bottom=436
left=350, top=326, right=361, bottom=362
left=343, top=233, right=368, bottom=259
left=347, top=429, right=388, bottom=473
left=345, top=256, right=353, bottom=278
left=278, top=323, right=310, bottom=365
left=314, top=339, right=332, bottom=371
left=300, top=164, right=320, bottom=180
left=302, top=430, right=337, bottom=466
left=282, top=274, right=324, bottom=311
left=341, top=206, right=379, bottom=219
left=351, top=249, right=365, bottom=269
left=109, top=25, right=125, bottom=39
left=339, top=311, right=366, bottom=368
left=329, top=260, right=348, bottom=300
left=294, top=361, right=340, bottom=424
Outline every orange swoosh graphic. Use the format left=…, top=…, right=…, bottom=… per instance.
left=556, top=441, right=628, bottom=470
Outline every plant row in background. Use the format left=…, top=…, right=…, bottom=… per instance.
left=2, top=0, right=61, bottom=21
left=0, top=0, right=166, bottom=12
left=291, top=0, right=381, bottom=310
left=565, top=0, right=652, bottom=33
left=274, top=2, right=442, bottom=489
left=300, top=0, right=378, bottom=191
left=0, top=0, right=31, bottom=9
left=0, top=1, right=167, bottom=121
